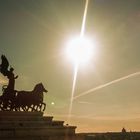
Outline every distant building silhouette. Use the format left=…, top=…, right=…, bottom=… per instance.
left=122, top=127, right=127, bottom=133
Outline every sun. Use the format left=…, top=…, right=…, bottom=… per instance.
left=66, top=36, right=94, bottom=65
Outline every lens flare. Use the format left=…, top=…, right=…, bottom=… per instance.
left=66, top=36, right=93, bottom=64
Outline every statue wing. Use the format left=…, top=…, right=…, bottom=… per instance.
left=0, top=55, right=9, bottom=76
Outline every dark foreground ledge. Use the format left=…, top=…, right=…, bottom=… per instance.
left=0, top=111, right=82, bottom=140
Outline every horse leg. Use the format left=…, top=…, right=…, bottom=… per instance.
left=21, top=105, right=26, bottom=111
left=42, top=102, right=46, bottom=112
left=0, top=99, right=3, bottom=111
left=3, top=100, right=9, bottom=111
left=31, top=104, right=35, bottom=111
left=36, top=103, right=41, bottom=112
left=14, top=102, right=19, bottom=111
left=31, top=105, right=35, bottom=111
left=26, top=105, right=29, bottom=111
left=17, top=105, right=21, bottom=111
left=35, top=104, right=39, bottom=111
left=40, top=103, right=43, bottom=112
left=35, top=105, right=38, bottom=111
left=0, top=103, right=1, bottom=111
left=10, top=100, right=15, bottom=111
left=39, top=103, right=45, bottom=112
left=25, top=105, right=29, bottom=111
left=24, top=106, right=27, bottom=111
left=36, top=104, right=42, bottom=111
left=0, top=101, right=3, bottom=111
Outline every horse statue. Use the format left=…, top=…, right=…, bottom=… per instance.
left=15, top=83, right=48, bottom=111
left=0, top=55, right=48, bottom=112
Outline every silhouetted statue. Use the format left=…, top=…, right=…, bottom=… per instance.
left=16, top=83, right=48, bottom=111
left=7, top=67, right=18, bottom=92
left=0, top=55, right=18, bottom=93
left=0, top=55, right=48, bottom=111
left=0, top=55, right=18, bottom=110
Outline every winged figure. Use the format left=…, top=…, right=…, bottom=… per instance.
left=0, top=55, right=9, bottom=76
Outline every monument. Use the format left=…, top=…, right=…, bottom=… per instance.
left=0, top=55, right=83, bottom=140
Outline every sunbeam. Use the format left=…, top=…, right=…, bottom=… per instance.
left=81, top=0, right=89, bottom=37
left=68, top=63, right=79, bottom=122
left=68, top=0, right=90, bottom=122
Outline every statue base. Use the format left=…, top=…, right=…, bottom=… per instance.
left=0, top=111, right=82, bottom=140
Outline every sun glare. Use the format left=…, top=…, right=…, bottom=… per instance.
left=66, top=36, right=93, bottom=65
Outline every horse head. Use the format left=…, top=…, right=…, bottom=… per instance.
left=34, top=83, right=48, bottom=93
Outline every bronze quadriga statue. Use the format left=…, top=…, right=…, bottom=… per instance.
left=0, top=55, right=48, bottom=111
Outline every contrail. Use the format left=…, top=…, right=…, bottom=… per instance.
left=68, top=0, right=90, bottom=122
left=73, top=71, right=140, bottom=100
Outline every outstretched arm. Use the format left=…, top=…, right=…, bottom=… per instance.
left=14, top=75, right=18, bottom=79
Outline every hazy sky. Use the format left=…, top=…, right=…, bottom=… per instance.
left=0, top=0, right=140, bottom=132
